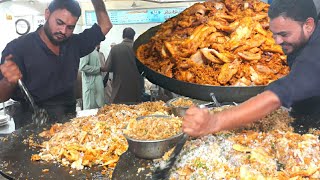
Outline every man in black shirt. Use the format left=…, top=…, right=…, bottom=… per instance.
left=183, top=0, right=320, bottom=136
left=105, top=28, right=144, bottom=103
left=0, top=0, right=112, bottom=127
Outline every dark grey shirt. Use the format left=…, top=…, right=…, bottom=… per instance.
left=106, top=39, right=144, bottom=103
left=266, top=22, right=320, bottom=115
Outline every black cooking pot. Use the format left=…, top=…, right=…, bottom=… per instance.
left=133, top=25, right=266, bottom=102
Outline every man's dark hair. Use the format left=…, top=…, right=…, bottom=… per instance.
left=268, top=0, right=318, bottom=23
left=123, top=27, right=135, bottom=40
left=48, top=0, right=81, bottom=18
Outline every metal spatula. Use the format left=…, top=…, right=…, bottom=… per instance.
left=18, top=79, right=49, bottom=126
left=152, top=133, right=189, bottom=180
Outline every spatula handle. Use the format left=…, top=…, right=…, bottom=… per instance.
left=18, top=79, right=37, bottom=111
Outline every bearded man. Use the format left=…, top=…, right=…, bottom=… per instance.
left=183, top=0, right=320, bottom=136
left=0, top=0, right=112, bottom=127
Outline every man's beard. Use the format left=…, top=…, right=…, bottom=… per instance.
left=281, top=30, right=309, bottom=55
left=43, top=22, right=67, bottom=46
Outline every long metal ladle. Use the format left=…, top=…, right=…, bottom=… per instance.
left=18, top=79, right=48, bottom=126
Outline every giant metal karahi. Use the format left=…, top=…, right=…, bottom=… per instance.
left=137, top=0, right=289, bottom=86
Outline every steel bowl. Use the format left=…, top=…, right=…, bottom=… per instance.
left=166, top=97, right=209, bottom=117
left=123, top=115, right=183, bottom=159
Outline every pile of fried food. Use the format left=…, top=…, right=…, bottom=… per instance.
left=29, top=102, right=169, bottom=173
left=136, top=0, right=290, bottom=86
left=28, top=101, right=320, bottom=179
left=158, top=108, right=320, bottom=179
left=165, top=130, right=320, bottom=179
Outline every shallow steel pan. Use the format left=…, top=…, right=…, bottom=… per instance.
left=133, top=25, right=265, bottom=102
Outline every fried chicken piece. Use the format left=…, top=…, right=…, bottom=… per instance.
left=200, top=48, right=224, bottom=64
left=261, top=44, right=284, bottom=54
left=251, top=0, right=270, bottom=12
left=234, top=34, right=266, bottom=53
left=211, top=48, right=236, bottom=63
left=218, top=59, right=241, bottom=84
left=190, top=50, right=206, bottom=65
left=175, top=70, right=194, bottom=82
left=160, top=61, right=174, bottom=78
left=207, top=17, right=239, bottom=33
left=200, top=32, right=226, bottom=48
left=233, top=77, right=252, bottom=86
left=238, top=51, right=262, bottom=61
left=227, top=17, right=255, bottom=50
left=215, top=12, right=236, bottom=22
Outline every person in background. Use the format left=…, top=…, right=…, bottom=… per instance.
left=183, top=0, right=320, bottom=136
left=0, top=0, right=112, bottom=128
left=103, top=42, right=116, bottom=103
left=97, top=44, right=106, bottom=77
left=79, top=44, right=107, bottom=109
left=105, top=27, right=144, bottom=103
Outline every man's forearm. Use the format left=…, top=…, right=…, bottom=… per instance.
left=0, top=78, right=16, bottom=102
left=213, top=90, right=282, bottom=132
left=91, top=0, right=112, bottom=35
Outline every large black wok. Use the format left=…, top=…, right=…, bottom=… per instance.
left=133, top=25, right=266, bottom=102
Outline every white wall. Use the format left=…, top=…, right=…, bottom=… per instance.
left=96, top=23, right=159, bottom=58
left=0, top=1, right=48, bottom=59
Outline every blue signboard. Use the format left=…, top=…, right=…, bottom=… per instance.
left=85, top=7, right=186, bottom=26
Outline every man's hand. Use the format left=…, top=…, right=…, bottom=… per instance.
left=0, top=54, right=22, bottom=84
left=183, top=91, right=282, bottom=137
left=0, top=54, right=22, bottom=102
left=182, top=106, right=219, bottom=137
